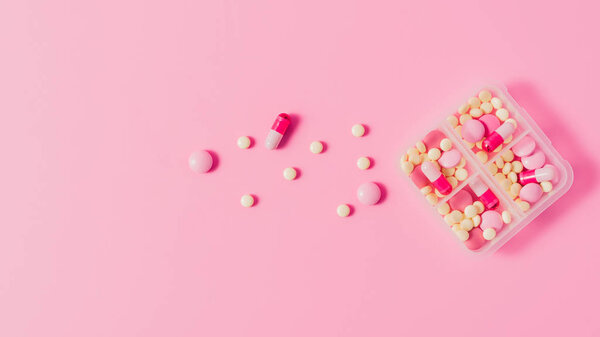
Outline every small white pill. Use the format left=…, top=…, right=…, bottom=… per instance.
left=237, top=136, right=251, bottom=149
left=518, top=200, right=531, bottom=211
left=480, top=102, right=494, bottom=114
left=478, top=90, right=492, bottom=102
left=416, top=141, right=427, bottom=153
left=440, top=138, right=452, bottom=151
left=400, top=161, right=414, bottom=175
left=441, top=167, right=455, bottom=177
left=450, top=210, right=464, bottom=223
left=502, top=162, right=512, bottom=175
left=240, top=194, right=255, bottom=207
left=464, top=205, right=478, bottom=219
left=496, top=108, right=509, bottom=121
left=476, top=151, right=488, bottom=163
left=310, top=141, right=324, bottom=154
left=455, top=229, right=470, bottom=242
left=468, top=97, right=481, bottom=108
left=512, top=161, right=524, bottom=173
left=437, top=202, right=450, bottom=215
left=488, top=163, right=498, bottom=175
left=448, top=176, right=459, bottom=188
left=502, top=211, right=512, bottom=224
left=352, top=124, right=365, bottom=137
left=283, top=167, right=297, bottom=180
left=508, top=172, right=518, bottom=183
left=420, top=186, right=432, bottom=195
left=483, top=228, right=496, bottom=240
left=444, top=214, right=455, bottom=226
left=337, top=204, right=351, bottom=217
left=409, top=153, right=421, bottom=165
left=501, top=150, right=515, bottom=162
left=473, top=201, right=485, bottom=214
left=458, top=103, right=470, bottom=114
left=357, top=157, right=371, bottom=170
left=491, top=97, right=503, bottom=109
left=510, top=183, right=522, bottom=198
left=447, top=115, right=459, bottom=128
left=472, top=214, right=481, bottom=227
left=455, top=168, right=468, bottom=181
left=428, top=148, right=441, bottom=161
left=460, top=219, right=474, bottom=231
left=470, top=108, right=483, bottom=118
left=541, top=181, right=553, bottom=193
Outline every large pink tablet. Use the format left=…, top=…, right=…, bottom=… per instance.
left=423, top=130, right=445, bottom=149
left=522, top=150, right=546, bottom=170
left=438, top=149, right=462, bottom=168
left=480, top=210, right=503, bottom=231
left=188, top=150, right=213, bottom=173
left=479, top=114, right=501, bottom=137
left=357, top=182, right=382, bottom=205
left=461, top=119, right=485, bottom=143
left=464, top=227, right=486, bottom=251
left=448, top=190, right=473, bottom=211
left=512, top=136, right=536, bottom=157
left=520, top=183, right=543, bottom=203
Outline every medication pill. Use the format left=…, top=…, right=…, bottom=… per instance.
left=496, top=108, right=509, bottom=121
left=541, top=181, right=553, bottom=193
left=440, top=138, right=452, bottom=151
left=469, top=176, right=499, bottom=210
left=483, top=121, right=515, bottom=152
left=447, top=115, right=459, bottom=128
left=283, top=167, right=297, bottom=180
left=448, top=176, right=459, bottom=188
left=502, top=162, right=512, bottom=175
left=476, top=151, right=488, bottom=163
left=464, top=227, right=486, bottom=250
left=501, top=150, right=515, bottom=163
left=449, top=190, right=473, bottom=211
left=512, top=161, right=524, bottom=173
left=480, top=102, right=493, bottom=114
left=357, top=157, right=371, bottom=170
left=240, top=194, right=255, bottom=207
left=494, top=173, right=506, bottom=182
left=410, top=168, right=429, bottom=188
left=444, top=214, right=455, bottom=226
left=460, top=219, right=474, bottom=231
left=438, top=149, right=462, bottom=168
left=237, top=136, right=251, bottom=149
left=458, top=103, right=470, bottom=114
left=420, top=186, right=432, bottom=195
left=483, top=228, right=497, bottom=240
left=437, top=202, right=450, bottom=215
left=479, top=114, right=501, bottom=137
left=416, top=141, right=427, bottom=153
left=518, top=166, right=556, bottom=185
left=407, top=147, right=419, bottom=157
left=310, top=141, right=324, bottom=154
left=188, top=150, right=213, bottom=173
left=512, top=136, right=536, bottom=157
left=409, top=153, right=421, bottom=165
left=508, top=172, right=518, bottom=183
left=478, top=90, right=492, bottom=102
left=451, top=224, right=461, bottom=232
left=337, top=204, right=351, bottom=217
left=421, top=161, right=453, bottom=195
left=400, top=161, right=414, bottom=175
left=455, top=229, right=470, bottom=242
left=491, top=97, right=503, bottom=109
left=428, top=148, right=442, bottom=161
left=473, top=201, right=485, bottom=214
left=462, top=119, right=485, bottom=143
left=493, top=144, right=503, bottom=153
left=352, top=124, right=365, bottom=137
left=487, top=163, right=498, bottom=174
left=450, top=210, right=464, bottom=223
left=470, top=108, right=483, bottom=118
left=510, top=183, right=522, bottom=197
left=442, top=167, right=455, bottom=177
left=455, top=168, right=468, bottom=181
left=500, top=179, right=511, bottom=191
left=459, top=114, right=473, bottom=125
left=425, top=193, right=438, bottom=205
left=472, top=215, right=481, bottom=227
left=502, top=211, right=512, bottom=224
left=468, top=97, right=481, bottom=108
left=464, top=205, right=478, bottom=218
left=480, top=210, right=503, bottom=231
left=434, top=188, right=445, bottom=198
left=522, top=150, right=546, bottom=170
left=518, top=200, right=531, bottom=211
left=423, top=130, right=445, bottom=149
left=266, top=113, right=291, bottom=150
left=357, top=182, right=381, bottom=205
left=519, top=183, right=543, bottom=203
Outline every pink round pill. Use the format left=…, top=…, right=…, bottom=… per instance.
left=357, top=182, right=381, bottom=205
left=512, top=136, right=536, bottom=157
left=438, top=149, right=462, bottom=168
left=520, top=183, right=543, bottom=203
left=522, top=150, right=546, bottom=170
left=479, top=114, right=501, bottom=137
left=448, top=190, right=473, bottom=211
left=461, top=119, right=485, bottom=143
left=423, top=130, right=445, bottom=149
left=410, top=166, right=430, bottom=188
left=188, top=150, right=213, bottom=173
left=464, top=227, right=486, bottom=251
left=480, top=210, right=503, bottom=231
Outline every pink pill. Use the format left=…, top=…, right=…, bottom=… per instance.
left=188, top=150, right=213, bottom=173
left=357, top=182, right=381, bottom=205
left=464, top=227, right=486, bottom=251
left=512, top=136, right=536, bottom=157
left=480, top=210, right=503, bottom=231
left=461, top=119, right=485, bottom=143
left=438, top=149, right=462, bottom=168
left=522, top=150, right=546, bottom=170
left=448, top=190, right=473, bottom=211
left=520, top=183, right=543, bottom=203
left=410, top=167, right=430, bottom=188
left=479, top=114, right=501, bottom=137
left=423, top=130, right=445, bottom=149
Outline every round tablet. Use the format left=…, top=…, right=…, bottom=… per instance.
left=461, top=119, right=485, bottom=143
left=237, top=136, right=251, bottom=149
left=448, top=190, right=473, bottom=211
left=352, top=124, right=365, bottom=137
left=283, top=167, right=297, bottom=180
left=240, top=194, right=254, bottom=207
left=438, top=149, right=462, bottom=168
left=480, top=210, right=503, bottom=231
left=188, top=150, right=213, bottom=173
left=483, top=228, right=497, bottom=240
left=522, top=150, right=546, bottom=170
left=357, top=182, right=382, bottom=205
left=512, top=136, right=536, bottom=157
left=357, top=157, right=371, bottom=170
left=519, top=183, right=543, bottom=203
left=310, top=141, right=324, bottom=154
left=464, top=227, right=486, bottom=250
left=479, top=114, right=501, bottom=137
left=337, top=204, right=351, bottom=217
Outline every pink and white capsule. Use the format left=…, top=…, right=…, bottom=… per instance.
left=483, top=121, right=515, bottom=152
left=519, top=167, right=556, bottom=185
left=468, top=176, right=499, bottom=209
left=265, top=113, right=291, bottom=150
left=421, top=161, right=452, bottom=195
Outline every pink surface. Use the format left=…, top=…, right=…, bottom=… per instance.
left=2, top=1, right=600, bottom=337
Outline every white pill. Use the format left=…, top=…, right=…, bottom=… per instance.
left=460, top=219, right=474, bottom=231
left=337, top=204, right=351, bottom=217
left=473, top=201, right=485, bottom=214
left=357, top=157, right=371, bottom=170
left=283, top=167, right=297, bottom=180
left=502, top=211, right=512, bottom=224
left=437, top=202, right=450, bottom=215
left=478, top=90, right=492, bottom=102
left=444, top=214, right=455, bottom=226
left=464, top=205, right=478, bottom=219
left=455, top=229, right=470, bottom=242
left=447, top=115, right=459, bottom=128
left=541, top=181, right=553, bottom=193
left=310, top=141, right=324, bottom=154
left=508, top=172, right=518, bottom=183
left=480, top=102, right=493, bottom=114
left=416, top=141, right=427, bottom=153
left=455, top=168, right=468, bottom=181
left=400, top=161, right=414, bottom=175
left=448, top=176, right=459, bottom=188
left=428, top=148, right=441, bottom=161
left=483, top=228, right=496, bottom=240
left=458, top=103, right=470, bottom=114
left=512, top=161, right=524, bottom=173
left=352, top=124, right=365, bottom=137
left=491, top=97, right=503, bottom=109
left=468, top=97, right=481, bottom=108
left=476, top=151, right=488, bottom=163
left=450, top=210, right=464, bottom=223
left=501, top=150, right=515, bottom=162
left=496, top=108, right=509, bottom=121
left=240, top=194, right=255, bottom=207
left=237, top=136, right=251, bottom=149
left=470, top=108, right=483, bottom=118
left=518, top=200, right=531, bottom=211
left=440, top=138, right=452, bottom=151
left=472, top=214, right=481, bottom=227
left=502, top=162, right=512, bottom=175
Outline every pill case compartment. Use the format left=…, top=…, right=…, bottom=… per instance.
left=399, top=84, right=573, bottom=254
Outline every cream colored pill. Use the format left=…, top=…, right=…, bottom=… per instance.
left=468, top=97, right=481, bottom=108
left=337, top=204, right=351, bottom=217
left=357, top=157, right=371, bottom=170
left=435, top=189, right=445, bottom=198
left=240, top=194, right=255, bottom=207
left=476, top=151, right=488, bottom=163
left=502, top=162, right=512, bottom=175
left=409, top=153, right=421, bottom=165
left=428, top=148, right=441, bottom=161
left=447, top=115, right=459, bottom=127
left=283, top=167, right=297, bottom=180
left=459, top=114, right=472, bottom=125
left=442, top=167, right=455, bottom=177
left=502, top=211, right=512, bottom=224
left=401, top=161, right=414, bottom=175
left=437, top=202, right=450, bottom=215
left=421, top=186, right=433, bottom=195
left=448, top=177, right=459, bottom=188
left=510, top=183, right=522, bottom=197
left=464, top=205, right=478, bottom=219
left=473, top=201, right=485, bottom=214
left=518, top=200, right=531, bottom=211
left=425, top=193, right=438, bottom=205
left=455, top=168, right=468, bottom=181
left=500, top=179, right=511, bottom=191
left=450, top=210, right=464, bottom=223
left=483, top=228, right=496, bottom=240
left=458, top=104, right=470, bottom=114
left=501, top=150, right=515, bottom=162
left=494, top=172, right=506, bottom=182
left=512, top=161, right=524, bottom=173
left=488, top=163, right=498, bottom=175
left=496, top=108, right=509, bottom=121
left=473, top=214, right=481, bottom=227
left=237, top=136, right=251, bottom=149
left=310, top=141, right=324, bottom=154
left=416, top=141, right=427, bottom=153
left=407, top=148, right=419, bottom=157
left=508, top=172, right=518, bottom=183
left=444, top=214, right=455, bottom=226
left=491, top=97, right=503, bottom=109
left=493, top=144, right=503, bottom=153
left=478, top=90, right=492, bottom=102
left=470, top=108, right=483, bottom=118
left=480, top=102, right=493, bottom=114
left=460, top=219, right=474, bottom=231
left=352, top=124, right=365, bottom=137
left=455, top=229, right=469, bottom=242
left=541, top=181, right=553, bottom=193
left=452, top=224, right=461, bottom=232
left=440, top=138, right=452, bottom=151
left=495, top=157, right=505, bottom=168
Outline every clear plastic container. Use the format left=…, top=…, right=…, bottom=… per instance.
left=398, top=84, right=573, bottom=254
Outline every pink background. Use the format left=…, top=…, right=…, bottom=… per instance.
left=2, top=0, right=600, bottom=336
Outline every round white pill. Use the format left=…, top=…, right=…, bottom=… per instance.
left=478, top=90, right=492, bottom=102
left=464, top=205, right=478, bottom=219
left=310, top=141, right=324, bottom=154
left=496, top=108, right=509, bottom=121
left=455, top=168, right=468, bottom=181
left=337, top=204, right=351, bottom=217
left=283, top=167, right=297, bottom=180
left=357, top=157, right=371, bottom=170
left=240, top=194, right=254, bottom=207
left=480, top=102, right=493, bottom=114
left=437, top=202, right=450, bottom=215
left=473, top=201, right=485, bottom=214
left=468, top=97, right=481, bottom=108
left=470, top=108, right=483, bottom=118
left=502, top=211, right=512, bottom=224
left=416, top=141, right=427, bottom=153
left=237, top=136, right=251, bottom=149
left=440, top=138, right=452, bottom=151
left=428, top=148, right=441, bottom=161
left=541, top=181, right=553, bottom=193
left=491, top=97, right=503, bottom=109
left=460, top=219, right=474, bottom=231
left=473, top=214, right=481, bottom=227
left=483, top=228, right=496, bottom=240
left=447, top=115, right=459, bottom=128
left=455, top=229, right=469, bottom=242
left=400, top=161, right=414, bottom=175
left=352, top=124, right=365, bottom=137
left=458, top=103, right=470, bottom=114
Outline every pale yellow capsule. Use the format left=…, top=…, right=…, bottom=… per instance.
left=503, top=134, right=513, bottom=144
left=450, top=210, right=464, bottom=223
left=464, top=205, right=478, bottom=219
left=502, top=211, right=512, bottom=224
left=473, top=201, right=485, bottom=214
left=455, top=229, right=469, bottom=242
left=478, top=90, right=492, bottom=102
left=502, top=162, right=512, bottom=175
left=483, top=228, right=496, bottom=240
left=510, top=183, right=522, bottom=197
left=416, top=141, right=427, bottom=153
left=501, top=150, right=515, bottom=162
left=468, top=97, right=481, bottom=108
left=476, top=151, right=488, bottom=163
left=455, top=168, right=468, bottom=181
left=518, top=200, right=531, bottom=212
left=541, top=181, right=553, bottom=193
left=487, top=163, right=498, bottom=175
left=447, top=115, right=459, bottom=128
left=421, top=186, right=433, bottom=195
left=444, top=214, right=455, bottom=226
left=435, top=188, right=445, bottom=198
left=481, top=102, right=494, bottom=114
left=460, top=219, right=474, bottom=231
left=472, top=214, right=481, bottom=227
left=495, top=157, right=505, bottom=168
left=493, top=144, right=503, bottom=153
left=442, top=167, right=456, bottom=177
left=457, top=157, right=467, bottom=168
left=491, top=97, right=503, bottom=109
left=401, top=161, right=414, bottom=175
left=440, top=138, right=452, bottom=151
left=409, top=153, right=421, bottom=165
left=448, top=176, right=459, bottom=188
left=508, top=172, right=518, bottom=183
left=437, top=202, right=450, bottom=215
left=458, top=103, right=470, bottom=114
left=496, top=108, right=509, bottom=121
left=459, top=114, right=472, bottom=125
left=512, top=161, right=524, bottom=173
left=428, top=148, right=441, bottom=161
left=470, top=108, right=483, bottom=118
left=425, top=193, right=438, bottom=205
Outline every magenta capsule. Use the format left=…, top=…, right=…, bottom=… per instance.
left=265, top=113, right=291, bottom=150
left=468, top=176, right=499, bottom=209
left=519, top=167, right=556, bottom=185
left=421, top=161, right=452, bottom=195
left=482, top=121, right=515, bottom=152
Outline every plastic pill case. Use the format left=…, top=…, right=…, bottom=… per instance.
left=399, top=84, right=573, bottom=254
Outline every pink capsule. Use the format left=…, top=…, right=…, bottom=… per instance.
left=468, top=176, right=499, bottom=209
left=265, top=113, right=291, bottom=150
left=421, top=161, right=452, bottom=195
left=518, top=167, right=555, bottom=185
left=482, top=121, right=515, bottom=152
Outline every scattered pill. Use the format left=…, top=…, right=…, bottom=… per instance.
left=483, top=121, right=515, bottom=152
left=518, top=200, right=531, bottom=211
left=357, top=182, right=381, bottom=205
left=519, top=183, right=543, bottom=203
left=510, top=183, right=522, bottom=197
left=470, top=108, right=483, bottom=118
left=473, top=201, right=485, bottom=214
left=444, top=214, right=454, bottom=226
left=357, top=157, right=371, bottom=170
left=400, top=161, right=414, bottom=175
left=283, top=167, right=297, bottom=180
left=462, top=119, right=485, bottom=143
left=450, top=210, right=464, bottom=224
left=458, top=103, right=470, bottom=114
left=496, top=108, right=509, bottom=121
left=522, top=150, right=546, bottom=170
left=502, top=211, right=512, bottom=224
left=472, top=214, right=482, bottom=227
left=421, top=186, right=433, bottom=195
left=508, top=172, right=518, bottom=183
left=442, top=167, right=455, bottom=177
left=512, top=161, right=524, bottom=173
left=237, top=136, right=251, bottom=149
left=502, top=162, right=512, bottom=175
left=480, top=102, right=493, bottom=114
left=240, top=194, right=255, bottom=207
left=464, top=205, right=478, bottom=218
left=428, top=148, right=441, bottom=161
left=483, top=228, right=496, bottom=240
left=425, top=193, right=438, bottom=205
left=422, top=161, right=453, bottom=195
left=541, top=181, right=553, bottom=193
left=459, top=113, right=473, bottom=125
left=448, top=176, right=459, bottom=188
left=352, top=124, right=366, bottom=137
left=460, top=219, right=474, bottom=231
left=415, top=141, right=427, bottom=153
left=440, top=138, right=452, bottom=151
left=487, top=163, right=498, bottom=174
left=266, top=113, right=291, bottom=150
left=490, top=97, right=503, bottom=109
left=310, top=141, right=324, bottom=154
left=476, top=151, right=488, bottom=163
left=188, top=150, right=213, bottom=173
left=337, top=204, right=351, bottom=217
